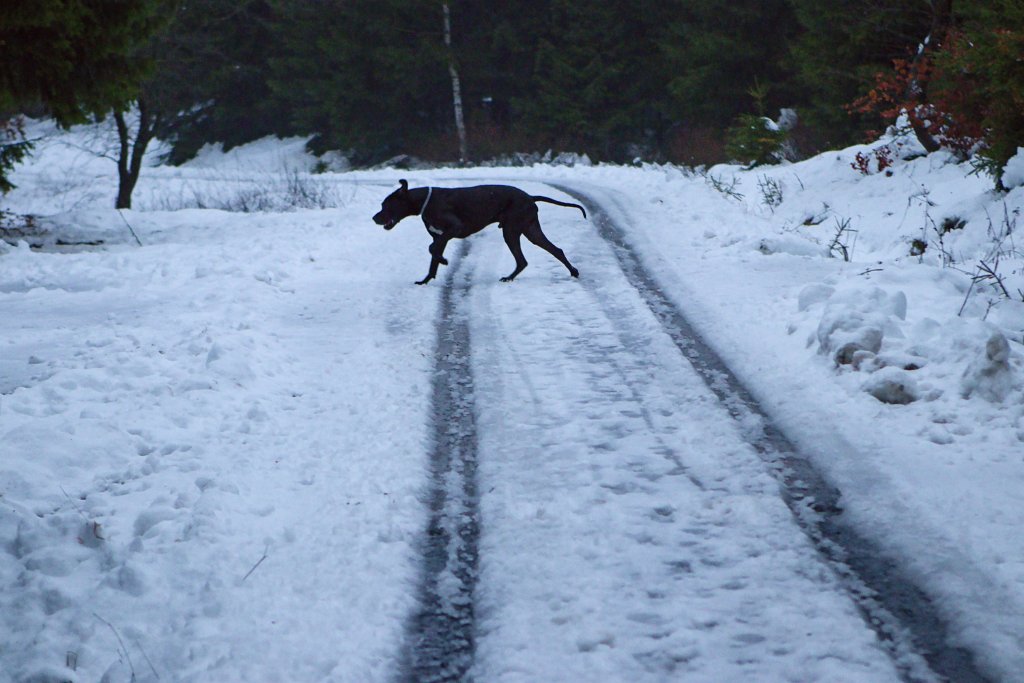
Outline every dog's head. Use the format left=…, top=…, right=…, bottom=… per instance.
left=373, top=179, right=418, bottom=230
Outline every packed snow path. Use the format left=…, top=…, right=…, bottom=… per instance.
left=400, top=183, right=986, bottom=682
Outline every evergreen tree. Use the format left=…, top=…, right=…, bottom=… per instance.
left=156, top=0, right=288, bottom=164
left=268, top=0, right=451, bottom=164
left=521, top=0, right=671, bottom=161
left=788, top=0, right=937, bottom=148
left=0, top=115, right=31, bottom=194
left=0, top=0, right=162, bottom=125
left=660, top=0, right=798, bottom=127
left=938, top=0, right=1024, bottom=188
left=0, top=0, right=162, bottom=193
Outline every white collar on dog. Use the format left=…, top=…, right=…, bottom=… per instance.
left=419, top=186, right=433, bottom=216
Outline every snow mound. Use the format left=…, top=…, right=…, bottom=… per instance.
left=814, top=286, right=906, bottom=367
left=961, top=331, right=1017, bottom=402
left=862, top=366, right=920, bottom=405
left=184, top=136, right=319, bottom=173
left=1003, top=147, right=1024, bottom=189
left=804, top=276, right=1024, bottom=409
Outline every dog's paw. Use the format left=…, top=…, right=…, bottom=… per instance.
left=570, top=268, right=580, bottom=278
left=415, top=277, right=433, bottom=285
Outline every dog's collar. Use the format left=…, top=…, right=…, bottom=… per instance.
left=419, top=187, right=433, bottom=216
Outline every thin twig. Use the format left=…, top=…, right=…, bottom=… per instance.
left=94, top=613, right=136, bottom=681
left=977, top=259, right=1011, bottom=298
left=117, top=209, right=143, bottom=247
left=958, top=277, right=976, bottom=317
left=132, top=637, right=160, bottom=680
left=59, top=141, right=119, bottom=163
left=242, top=544, right=270, bottom=582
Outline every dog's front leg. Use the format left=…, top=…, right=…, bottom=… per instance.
left=417, top=237, right=450, bottom=285
left=428, top=239, right=449, bottom=266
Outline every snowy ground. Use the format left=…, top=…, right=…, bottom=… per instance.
left=2, top=120, right=1023, bottom=682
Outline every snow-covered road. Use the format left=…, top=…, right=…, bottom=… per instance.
left=5, top=128, right=1023, bottom=682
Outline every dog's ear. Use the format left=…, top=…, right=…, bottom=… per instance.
left=399, top=179, right=409, bottom=194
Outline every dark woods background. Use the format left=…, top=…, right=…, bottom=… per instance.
left=2, top=0, right=1022, bottom=174
left=164, top=0, right=934, bottom=165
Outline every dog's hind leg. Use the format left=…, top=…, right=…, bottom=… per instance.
left=500, top=227, right=529, bottom=282
left=524, top=220, right=579, bottom=278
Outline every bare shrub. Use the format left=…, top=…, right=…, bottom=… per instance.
left=828, top=217, right=857, bottom=261
left=146, top=166, right=344, bottom=212
left=757, top=175, right=783, bottom=212
left=702, top=172, right=744, bottom=201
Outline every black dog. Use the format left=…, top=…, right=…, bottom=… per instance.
left=373, top=180, right=586, bottom=285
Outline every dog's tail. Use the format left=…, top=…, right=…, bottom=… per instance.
left=531, top=196, right=587, bottom=219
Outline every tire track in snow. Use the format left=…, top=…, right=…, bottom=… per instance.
left=400, top=241, right=480, bottom=683
left=554, top=184, right=990, bottom=683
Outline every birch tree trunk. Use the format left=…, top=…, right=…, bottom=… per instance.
left=443, top=2, right=468, bottom=164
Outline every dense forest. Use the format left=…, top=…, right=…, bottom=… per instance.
left=2, top=0, right=1023, bottom=197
